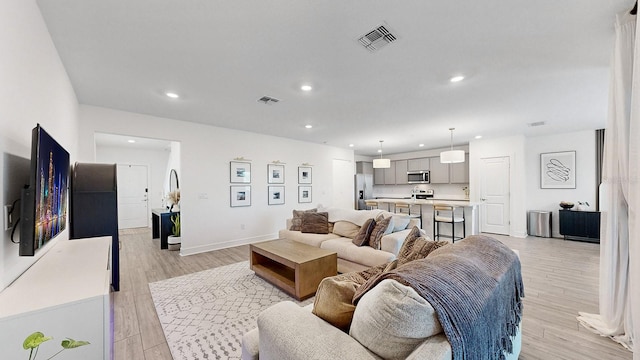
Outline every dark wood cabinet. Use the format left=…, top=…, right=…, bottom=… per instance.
left=559, top=210, right=601, bottom=243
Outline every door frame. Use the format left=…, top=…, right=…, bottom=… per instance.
left=478, top=156, right=511, bottom=235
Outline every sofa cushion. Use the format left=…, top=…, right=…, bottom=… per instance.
left=369, top=217, right=394, bottom=250
left=333, top=221, right=361, bottom=239
left=389, top=215, right=411, bottom=232
left=397, top=235, right=449, bottom=267
left=301, top=212, right=329, bottom=234
left=279, top=229, right=341, bottom=247
left=290, top=208, right=317, bottom=231
left=311, top=276, right=359, bottom=332
left=321, top=238, right=396, bottom=268
left=349, top=279, right=443, bottom=360
left=352, top=218, right=375, bottom=246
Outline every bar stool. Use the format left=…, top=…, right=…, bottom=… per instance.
left=364, top=200, right=378, bottom=210
left=396, top=202, right=422, bottom=228
left=433, top=204, right=465, bottom=242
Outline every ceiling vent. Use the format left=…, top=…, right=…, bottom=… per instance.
left=258, top=96, right=280, bottom=105
left=358, top=25, right=397, bottom=52
left=528, top=121, right=546, bottom=127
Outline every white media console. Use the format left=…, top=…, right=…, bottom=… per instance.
left=0, top=237, right=112, bottom=360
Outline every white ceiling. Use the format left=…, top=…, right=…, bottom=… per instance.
left=37, top=0, right=634, bottom=156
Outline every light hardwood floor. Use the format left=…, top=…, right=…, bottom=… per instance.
left=113, top=228, right=632, bottom=360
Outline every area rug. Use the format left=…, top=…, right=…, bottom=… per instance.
left=149, top=261, right=314, bottom=360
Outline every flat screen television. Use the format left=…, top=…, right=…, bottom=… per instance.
left=19, top=124, right=70, bottom=256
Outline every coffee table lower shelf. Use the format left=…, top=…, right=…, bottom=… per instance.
left=250, top=239, right=337, bottom=300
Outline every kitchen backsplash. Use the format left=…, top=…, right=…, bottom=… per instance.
left=372, top=183, right=469, bottom=200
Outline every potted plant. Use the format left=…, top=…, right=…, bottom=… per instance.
left=168, top=213, right=181, bottom=251
left=23, top=331, right=89, bottom=359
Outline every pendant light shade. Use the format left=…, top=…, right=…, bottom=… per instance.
left=440, top=128, right=465, bottom=164
left=373, top=140, right=391, bottom=168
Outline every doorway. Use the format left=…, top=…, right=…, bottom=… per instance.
left=117, top=164, right=149, bottom=229
left=479, top=156, right=511, bottom=235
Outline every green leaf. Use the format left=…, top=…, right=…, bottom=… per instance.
left=60, top=338, right=90, bottom=349
left=23, top=332, right=52, bottom=350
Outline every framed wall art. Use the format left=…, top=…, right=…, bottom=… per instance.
left=230, top=185, right=251, bottom=207
left=268, top=164, right=285, bottom=184
left=268, top=186, right=285, bottom=205
left=540, top=151, right=576, bottom=189
left=298, top=186, right=312, bottom=203
left=298, top=166, right=312, bottom=184
left=230, top=161, right=251, bottom=183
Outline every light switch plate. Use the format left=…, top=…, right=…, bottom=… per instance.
left=4, top=205, right=13, bottom=231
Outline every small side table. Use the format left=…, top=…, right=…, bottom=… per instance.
left=152, top=208, right=180, bottom=249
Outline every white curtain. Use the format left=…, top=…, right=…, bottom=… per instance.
left=577, top=11, right=639, bottom=355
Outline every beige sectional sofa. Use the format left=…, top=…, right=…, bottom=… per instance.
left=278, top=207, right=421, bottom=273
left=242, top=235, right=523, bottom=360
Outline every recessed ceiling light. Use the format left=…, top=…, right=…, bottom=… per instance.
left=419, top=143, right=425, bottom=147
left=475, top=135, right=483, bottom=139
left=165, top=92, right=179, bottom=98
left=301, top=85, right=313, bottom=92
left=128, top=139, right=136, bottom=143
left=377, top=149, right=382, bottom=153
left=305, top=124, right=313, bottom=129
left=450, top=75, right=465, bottom=83
left=349, top=144, right=354, bottom=147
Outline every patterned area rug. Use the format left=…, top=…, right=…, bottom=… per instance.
left=149, top=261, right=314, bottom=360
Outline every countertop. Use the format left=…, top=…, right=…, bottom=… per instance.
left=371, top=198, right=479, bottom=206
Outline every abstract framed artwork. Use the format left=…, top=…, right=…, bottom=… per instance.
left=230, top=185, right=251, bottom=207
left=298, top=186, right=312, bottom=203
left=298, top=166, right=312, bottom=184
left=268, top=186, right=285, bottom=205
left=268, top=164, right=285, bottom=184
left=540, top=151, right=576, bottom=189
left=230, top=161, right=251, bottom=183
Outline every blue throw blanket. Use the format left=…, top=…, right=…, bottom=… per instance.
left=353, top=235, right=524, bottom=360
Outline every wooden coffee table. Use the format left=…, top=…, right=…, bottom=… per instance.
left=250, top=239, right=337, bottom=300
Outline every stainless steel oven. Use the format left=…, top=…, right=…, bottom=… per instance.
left=407, top=171, right=430, bottom=184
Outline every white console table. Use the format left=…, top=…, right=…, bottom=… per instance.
left=0, top=237, right=112, bottom=360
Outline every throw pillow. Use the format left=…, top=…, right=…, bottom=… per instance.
left=368, top=216, right=394, bottom=250
left=352, top=218, right=376, bottom=246
left=390, top=215, right=411, bottom=232
left=396, top=236, right=449, bottom=267
left=312, top=276, right=360, bottom=332
left=301, top=212, right=329, bottom=234
left=349, top=279, right=443, bottom=360
left=333, top=221, right=361, bottom=239
left=289, top=208, right=317, bottom=231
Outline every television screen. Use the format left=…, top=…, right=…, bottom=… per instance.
left=20, top=125, right=70, bottom=256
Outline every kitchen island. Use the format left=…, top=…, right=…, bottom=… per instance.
left=369, top=198, right=480, bottom=240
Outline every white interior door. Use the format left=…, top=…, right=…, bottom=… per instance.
left=117, top=164, right=149, bottom=229
left=479, top=156, right=510, bottom=235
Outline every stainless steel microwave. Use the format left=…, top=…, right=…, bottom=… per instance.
left=407, top=171, right=430, bottom=184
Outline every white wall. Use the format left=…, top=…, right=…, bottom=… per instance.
left=96, top=145, right=171, bottom=222
left=78, top=105, right=354, bottom=255
left=470, top=130, right=598, bottom=239
left=0, top=0, right=79, bottom=289
left=525, top=130, right=596, bottom=237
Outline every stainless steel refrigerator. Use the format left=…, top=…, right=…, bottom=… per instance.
left=355, top=174, right=373, bottom=210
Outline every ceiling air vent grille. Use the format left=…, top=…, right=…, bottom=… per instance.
left=528, top=121, right=546, bottom=127
left=258, top=96, right=280, bottom=105
left=358, top=25, right=397, bottom=52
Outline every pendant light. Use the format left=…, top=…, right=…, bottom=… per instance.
left=373, top=140, right=391, bottom=168
left=440, top=128, right=465, bottom=164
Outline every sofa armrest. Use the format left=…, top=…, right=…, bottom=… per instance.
left=257, top=301, right=381, bottom=360
left=405, top=333, right=452, bottom=360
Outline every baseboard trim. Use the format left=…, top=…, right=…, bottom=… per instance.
left=179, top=234, right=278, bottom=256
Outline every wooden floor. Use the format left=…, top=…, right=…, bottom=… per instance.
left=113, top=228, right=632, bottom=360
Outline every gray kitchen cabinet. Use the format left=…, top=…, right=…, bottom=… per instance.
left=395, top=160, right=408, bottom=184
left=450, top=158, right=469, bottom=183
left=356, top=161, right=374, bottom=175
left=384, top=161, right=396, bottom=184
left=373, top=167, right=385, bottom=185
left=429, top=157, right=450, bottom=184
left=407, top=157, right=430, bottom=171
